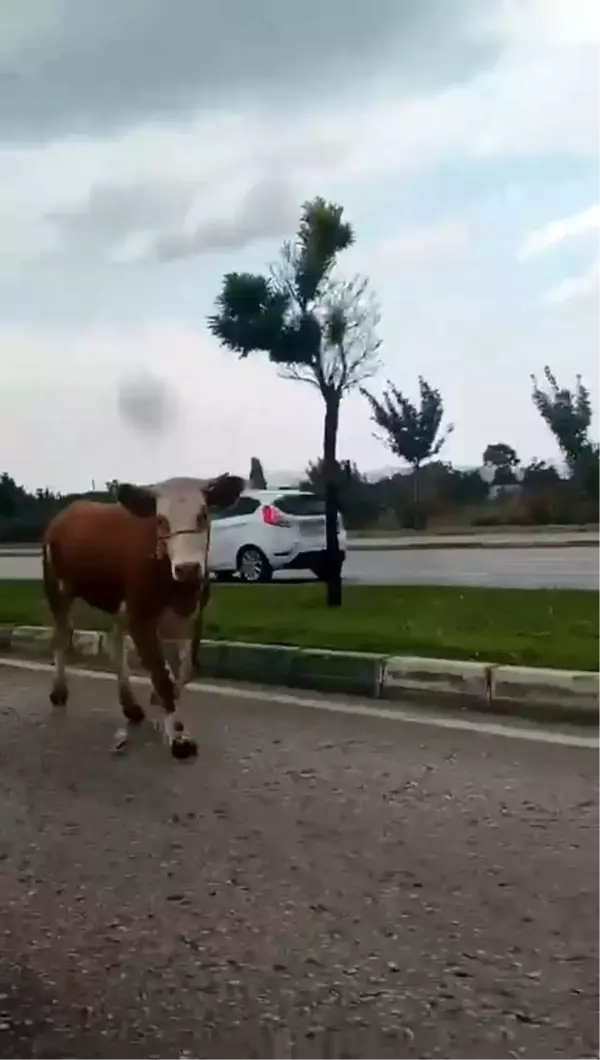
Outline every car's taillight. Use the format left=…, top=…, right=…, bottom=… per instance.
left=262, top=504, right=289, bottom=527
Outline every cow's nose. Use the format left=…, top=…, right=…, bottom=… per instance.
left=173, top=561, right=202, bottom=583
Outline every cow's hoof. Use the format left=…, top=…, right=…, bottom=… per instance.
left=170, top=735, right=198, bottom=760
left=112, top=727, right=129, bottom=754
left=49, top=685, right=68, bottom=707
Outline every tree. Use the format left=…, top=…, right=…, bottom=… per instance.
left=520, top=459, right=560, bottom=490
left=531, top=366, right=593, bottom=473
left=482, top=442, right=520, bottom=486
left=361, top=377, right=453, bottom=528
left=0, top=473, right=25, bottom=519
left=208, top=196, right=381, bottom=606
left=444, top=467, right=489, bottom=506
left=248, top=457, right=267, bottom=489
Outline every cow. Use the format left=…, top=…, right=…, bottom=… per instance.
left=41, top=474, right=244, bottom=758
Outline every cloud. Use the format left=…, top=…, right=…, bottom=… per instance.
left=153, top=173, right=298, bottom=262
left=520, top=203, right=600, bottom=257
left=0, top=0, right=597, bottom=494
left=373, top=219, right=469, bottom=272
left=42, top=163, right=299, bottom=263
left=0, top=0, right=496, bottom=142
left=544, top=258, right=600, bottom=304
left=488, top=0, right=599, bottom=47
left=4, top=40, right=597, bottom=267
left=46, top=177, right=197, bottom=261
left=0, top=0, right=596, bottom=267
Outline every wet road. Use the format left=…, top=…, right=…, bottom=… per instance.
left=0, top=546, right=597, bottom=588
left=0, top=664, right=597, bottom=1059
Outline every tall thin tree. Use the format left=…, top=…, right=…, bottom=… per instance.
left=531, top=366, right=593, bottom=472
left=208, top=197, right=380, bottom=606
left=361, top=377, right=453, bottom=528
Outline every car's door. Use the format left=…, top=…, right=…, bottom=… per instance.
left=209, top=496, right=260, bottom=571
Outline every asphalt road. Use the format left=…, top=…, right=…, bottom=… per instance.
left=0, top=547, right=597, bottom=589
left=0, top=663, right=597, bottom=1059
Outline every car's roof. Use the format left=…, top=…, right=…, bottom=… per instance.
left=242, top=487, right=315, bottom=499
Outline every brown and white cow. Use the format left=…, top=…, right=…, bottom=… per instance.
left=41, top=474, right=244, bottom=758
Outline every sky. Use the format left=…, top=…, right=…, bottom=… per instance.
left=0, top=0, right=598, bottom=491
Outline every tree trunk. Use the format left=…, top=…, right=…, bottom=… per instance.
left=412, top=462, right=423, bottom=530
left=322, top=392, right=342, bottom=607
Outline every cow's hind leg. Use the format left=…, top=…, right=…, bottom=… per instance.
left=43, top=544, right=72, bottom=707
left=112, top=607, right=145, bottom=753
left=50, top=614, right=72, bottom=707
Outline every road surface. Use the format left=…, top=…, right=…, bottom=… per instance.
left=349, top=530, right=599, bottom=549
left=0, top=547, right=597, bottom=589
left=0, top=663, right=597, bottom=1059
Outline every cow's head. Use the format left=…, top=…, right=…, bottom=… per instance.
left=116, top=474, right=244, bottom=583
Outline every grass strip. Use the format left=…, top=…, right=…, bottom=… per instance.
left=0, top=581, right=597, bottom=672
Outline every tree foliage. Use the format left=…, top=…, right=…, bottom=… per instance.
left=361, top=377, right=453, bottom=528
left=208, top=198, right=380, bottom=396
left=361, top=377, right=453, bottom=470
left=483, top=442, right=519, bottom=470
left=531, top=366, right=593, bottom=471
left=443, top=467, right=490, bottom=506
left=300, top=458, right=378, bottom=530
left=520, top=460, right=560, bottom=490
left=483, top=442, right=520, bottom=486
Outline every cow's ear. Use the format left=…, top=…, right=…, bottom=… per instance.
left=204, top=474, right=245, bottom=511
left=116, top=483, right=157, bottom=518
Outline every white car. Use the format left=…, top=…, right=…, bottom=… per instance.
left=208, top=488, right=347, bottom=583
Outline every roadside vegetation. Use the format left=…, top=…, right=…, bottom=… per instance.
left=1, top=368, right=597, bottom=547
left=0, top=581, right=597, bottom=672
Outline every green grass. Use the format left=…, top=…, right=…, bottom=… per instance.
left=0, top=580, right=598, bottom=671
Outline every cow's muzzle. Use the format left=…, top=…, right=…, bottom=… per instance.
left=173, top=561, right=202, bottom=583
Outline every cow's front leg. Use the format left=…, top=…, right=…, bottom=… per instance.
left=129, top=619, right=197, bottom=760
left=150, top=608, right=197, bottom=704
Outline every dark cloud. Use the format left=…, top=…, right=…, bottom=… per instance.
left=0, top=0, right=499, bottom=141
left=154, top=174, right=298, bottom=261
left=45, top=171, right=299, bottom=261
left=46, top=177, right=197, bottom=258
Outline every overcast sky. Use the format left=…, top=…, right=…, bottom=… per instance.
left=1, top=0, right=598, bottom=491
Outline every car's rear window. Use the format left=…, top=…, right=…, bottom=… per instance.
left=211, top=496, right=260, bottom=520
left=274, top=492, right=325, bottom=516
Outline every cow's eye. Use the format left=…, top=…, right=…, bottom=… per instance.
left=157, top=515, right=170, bottom=536
left=196, top=511, right=207, bottom=530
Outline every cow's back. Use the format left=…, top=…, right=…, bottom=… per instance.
left=43, top=500, right=153, bottom=615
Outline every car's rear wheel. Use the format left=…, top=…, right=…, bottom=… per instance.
left=237, top=546, right=273, bottom=583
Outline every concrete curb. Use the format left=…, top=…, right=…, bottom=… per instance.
left=1, top=625, right=597, bottom=725
left=349, top=537, right=599, bottom=552
left=1, top=533, right=598, bottom=558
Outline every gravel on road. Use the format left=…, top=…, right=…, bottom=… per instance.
left=0, top=667, right=597, bottom=1059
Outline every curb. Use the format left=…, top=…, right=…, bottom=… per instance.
left=349, top=537, right=599, bottom=552
left=1, top=535, right=598, bottom=559
left=1, top=625, right=598, bottom=726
